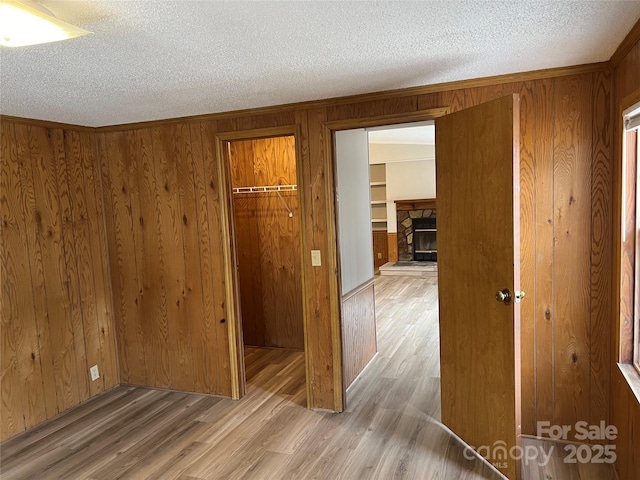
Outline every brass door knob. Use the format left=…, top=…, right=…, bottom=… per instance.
left=496, top=289, right=512, bottom=304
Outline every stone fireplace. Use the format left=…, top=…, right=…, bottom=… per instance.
left=395, top=199, right=436, bottom=262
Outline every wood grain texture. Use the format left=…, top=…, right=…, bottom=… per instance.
left=532, top=78, right=556, bottom=429
left=372, top=231, right=388, bottom=272
left=341, top=280, right=377, bottom=389
left=200, top=120, right=233, bottom=397
left=98, top=123, right=234, bottom=397
left=306, top=107, right=341, bottom=410
left=0, top=276, right=612, bottom=480
left=29, top=125, right=81, bottom=415
left=610, top=18, right=640, bottom=68
left=63, top=130, right=106, bottom=398
left=2, top=49, right=621, bottom=433
left=94, top=68, right=614, bottom=419
left=553, top=75, right=594, bottom=437
left=97, top=130, right=147, bottom=386
left=387, top=232, right=398, bottom=263
left=589, top=70, right=612, bottom=428
left=436, top=95, right=521, bottom=480
left=611, top=31, right=640, bottom=480
left=228, top=136, right=304, bottom=350
left=611, top=367, right=640, bottom=480
left=394, top=198, right=436, bottom=211
left=514, top=81, right=537, bottom=436
left=0, top=119, right=118, bottom=442
left=1, top=121, right=29, bottom=440
left=620, top=129, right=638, bottom=365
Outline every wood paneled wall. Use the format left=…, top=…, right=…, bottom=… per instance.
left=94, top=66, right=614, bottom=417
left=342, top=281, right=377, bottom=389
left=321, top=72, right=611, bottom=432
left=387, top=232, right=398, bottom=262
left=98, top=111, right=342, bottom=408
left=96, top=123, right=232, bottom=396
left=0, top=119, right=118, bottom=442
left=1, top=62, right=620, bottom=427
left=228, top=136, right=304, bottom=350
left=611, top=367, right=640, bottom=479
left=372, top=231, right=389, bottom=272
left=611, top=21, right=640, bottom=480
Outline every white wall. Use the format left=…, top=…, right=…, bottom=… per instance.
left=368, top=142, right=436, bottom=233
left=335, top=129, right=374, bottom=295
left=369, top=143, right=435, bottom=165
left=385, top=159, right=436, bottom=232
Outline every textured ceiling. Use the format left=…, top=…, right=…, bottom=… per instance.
left=1, top=1, right=639, bottom=127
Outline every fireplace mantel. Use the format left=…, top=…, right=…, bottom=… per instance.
left=394, top=198, right=436, bottom=211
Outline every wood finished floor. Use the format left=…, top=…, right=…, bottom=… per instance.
left=0, top=276, right=615, bottom=479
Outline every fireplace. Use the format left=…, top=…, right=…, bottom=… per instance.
left=395, top=199, right=437, bottom=262
left=413, top=217, right=437, bottom=261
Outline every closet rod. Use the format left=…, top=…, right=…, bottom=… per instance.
left=232, top=184, right=297, bottom=194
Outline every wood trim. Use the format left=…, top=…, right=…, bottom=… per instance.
left=0, top=115, right=96, bottom=132
left=94, top=64, right=608, bottom=133
left=214, top=134, right=245, bottom=399
left=292, top=126, right=314, bottom=409
left=322, top=108, right=450, bottom=131
left=341, top=278, right=375, bottom=302
left=214, top=125, right=313, bottom=405
left=619, top=363, right=640, bottom=404
left=610, top=18, right=640, bottom=68
left=323, top=107, right=447, bottom=411
left=214, top=125, right=299, bottom=142
left=320, top=123, right=345, bottom=412
left=613, top=87, right=640, bottom=364
left=512, top=96, right=523, bottom=480
left=93, top=126, right=121, bottom=388
left=394, top=198, right=436, bottom=211
left=387, top=233, right=398, bottom=263
left=624, top=129, right=639, bottom=364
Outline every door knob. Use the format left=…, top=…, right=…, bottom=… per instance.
left=496, top=289, right=512, bottom=304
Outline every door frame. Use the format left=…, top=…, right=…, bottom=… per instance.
left=214, top=125, right=312, bottom=405
left=323, top=107, right=449, bottom=408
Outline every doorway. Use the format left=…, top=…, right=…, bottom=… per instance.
left=333, top=121, right=440, bottom=394
left=366, top=122, right=437, bottom=271
left=330, top=112, right=446, bottom=403
left=217, top=128, right=310, bottom=405
left=328, top=98, right=522, bottom=479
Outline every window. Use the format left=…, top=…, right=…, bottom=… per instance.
left=621, top=100, right=640, bottom=375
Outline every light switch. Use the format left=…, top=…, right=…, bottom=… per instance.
left=311, top=250, right=322, bottom=266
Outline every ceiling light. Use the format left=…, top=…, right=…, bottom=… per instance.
left=0, top=0, right=92, bottom=47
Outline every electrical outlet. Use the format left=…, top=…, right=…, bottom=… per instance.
left=311, top=250, right=321, bottom=266
left=377, top=252, right=382, bottom=259
left=90, top=365, right=100, bottom=382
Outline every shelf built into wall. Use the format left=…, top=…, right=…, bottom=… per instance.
left=369, top=164, right=387, bottom=230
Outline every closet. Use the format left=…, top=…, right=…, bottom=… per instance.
left=227, top=136, right=304, bottom=357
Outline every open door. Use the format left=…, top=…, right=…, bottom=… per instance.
left=436, top=94, right=522, bottom=480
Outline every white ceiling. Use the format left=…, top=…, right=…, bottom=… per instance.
left=1, top=1, right=639, bottom=127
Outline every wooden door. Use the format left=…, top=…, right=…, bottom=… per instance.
left=435, top=94, right=522, bottom=480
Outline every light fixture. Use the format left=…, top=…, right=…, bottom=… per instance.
left=0, top=0, right=92, bottom=47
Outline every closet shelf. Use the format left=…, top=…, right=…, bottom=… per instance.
left=233, top=184, right=297, bottom=194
